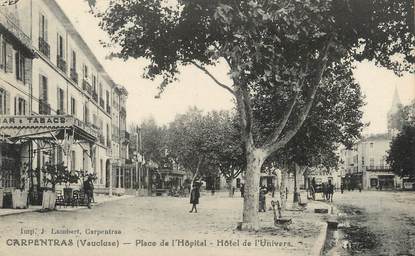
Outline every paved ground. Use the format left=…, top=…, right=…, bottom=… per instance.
left=0, top=192, right=328, bottom=256
left=324, top=190, right=415, bottom=256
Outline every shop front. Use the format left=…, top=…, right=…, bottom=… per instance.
left=0, top=115, right=97, bottom=207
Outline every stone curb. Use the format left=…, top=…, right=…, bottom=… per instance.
left=311, top=221, right=328, bottom=256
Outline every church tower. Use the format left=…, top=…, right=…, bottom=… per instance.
left=387, top=86, right=402, bottom=137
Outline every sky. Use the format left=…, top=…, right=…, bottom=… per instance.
left=57, top=0, right=414, bottom=135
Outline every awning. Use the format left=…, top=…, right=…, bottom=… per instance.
left=0, top=115, right=97, bottom=143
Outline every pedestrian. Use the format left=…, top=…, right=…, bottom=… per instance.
left=270, top=183, right=275, bottom=198
left=327, top=180, right=334, bottom=202
left=358, top=183, right=362, bottom=192
left=340, top=184, right=344, bottom=194
left=258, top=187, right=267, bottom=212
left=240, top=183, right=245, bottom=198
left=285, top=187, right=288, bottom=200
left=189, top=184, right=200, bottom=213
left=322, top=182, right=327, bottom=200
left=83, top=175, right=94, bottom=209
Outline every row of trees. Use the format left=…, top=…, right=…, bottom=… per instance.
left=96, top=0, right=413, bottom=230
left=129, top=109, right=244, bottom=196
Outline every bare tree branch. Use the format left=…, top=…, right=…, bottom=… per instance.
left=190, top=61, right=236, bottom=96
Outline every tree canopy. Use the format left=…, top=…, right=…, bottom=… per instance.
left=167, top=108, right=243, bottom=181
left=387, top=124, right=415, bottom=179
left=99, top=0, right=414, bottom=229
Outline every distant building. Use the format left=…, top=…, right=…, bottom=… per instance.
left=340, top=87, right=404, bottom=190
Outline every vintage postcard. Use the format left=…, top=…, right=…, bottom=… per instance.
left=0, top=0, right=414, bottom=256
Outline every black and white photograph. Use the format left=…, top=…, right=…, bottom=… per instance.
left=0, top=0, right=413, bottom=255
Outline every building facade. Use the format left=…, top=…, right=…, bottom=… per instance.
left=340, top=88, right=403, bottom=190
left=0, top=0, right=134, bottom=203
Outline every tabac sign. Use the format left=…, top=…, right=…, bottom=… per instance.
left=0, top=115, right=75, bottom=128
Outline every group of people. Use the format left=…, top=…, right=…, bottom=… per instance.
left=310, top=179, right=335, bottom=202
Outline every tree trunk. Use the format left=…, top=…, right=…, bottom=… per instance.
left=227, top=178, right=234, bottom=197
left=241, top=148, right=266, bottom=231
left=191, top=157, right=203, bottom=187
left=293, top=163, right=298, bottom=203
left=279, top=169, right=288, bottom=210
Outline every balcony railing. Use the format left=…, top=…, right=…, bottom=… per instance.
left=99, top=98, right=105, bottom=108
left=82, top=79, right=92, bottom=95
left=365, top=166, right=391, bottom=172
left=0, top=9, right=32, bottom=51
left=73, top=117, right=98, bottom=139
left=39, top=100, right=51, bottom=114
left=70, top=69, right=78, bottom=84
left=57, top=56, right=67, bottom=73
left=38, top=37, right=50, bottom=58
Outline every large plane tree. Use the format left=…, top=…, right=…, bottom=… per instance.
left=99, top=0, right=414, bottom=230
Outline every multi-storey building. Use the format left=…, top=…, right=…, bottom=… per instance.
left=340, top=88, right=403, bottom=190
left=0, top=0, right=134, bottom=202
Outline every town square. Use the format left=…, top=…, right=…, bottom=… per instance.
left=0, top=0, right=414, bottom=255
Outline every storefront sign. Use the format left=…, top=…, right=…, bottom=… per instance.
left=0, top=115, right=74, bottom=128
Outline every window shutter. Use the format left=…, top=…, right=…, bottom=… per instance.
left=14, top=97, right=17, bottom=115
left=5, top=43, right=13, bottom=73
left=39, top=75, right=43, bottom=100
left=24, top=99, right=27, bottom=115
left=24, top=58, right=32, bottom=85
left=0, top=35, right=2, bottom=70
left=45, top=16, right=48, bottom=41
left=57, top=88, right=60, bottom=114
left=5, top=90, right=10, bottom=114
left=43, top=77, right=48, bottom=101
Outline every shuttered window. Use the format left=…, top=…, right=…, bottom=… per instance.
left=70, top=97, right=76, bottom=115
left=39, top=14, right=48, bottom=40
left=15, top=51, right=25, bottom=81
left=57, top=87, right=65, bottom=114
left=24, top=58, right=32, bottom=85
left=14, top=97, right=26, bottom=115
left=0, top=34, right=3, bottom=70
left=5, top=42, right=13, bottom=73
left=39, top=75, right=48, bottom=101
left=0, top=88, right=7, bottom=115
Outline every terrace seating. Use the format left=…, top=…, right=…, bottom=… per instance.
left=55, top=190, right=65, bottom=208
